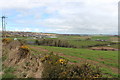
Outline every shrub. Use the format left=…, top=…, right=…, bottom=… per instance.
left=66, top=63, right=102, bottom=78
left=41, top=53, right=102, bottom=78
left=41, top=53, right=68, bottom=78
left=35, top=39, right=74, bottom=48
left=2, top=38, right=12, bottom=44
left=18, top=45, right=30, bottom=58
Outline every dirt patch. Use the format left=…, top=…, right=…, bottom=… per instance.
left=2, top=41, right=43, bottom=78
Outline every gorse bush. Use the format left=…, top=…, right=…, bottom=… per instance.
left=41, top=53, right=102, bottom=78
left=69, top=63, right=102, bottom=78
left=19, top=45, right=30, bottom=51
left=41, top=53, right=68, bottom=78
left=2, top=38, right=12, bottom=44
left=19, top=45, right=30, bottom=53
left=18, top=45, right=30, bottom=58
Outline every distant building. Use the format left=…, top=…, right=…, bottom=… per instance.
left=95, top=39, right=108, bottom=42
left=6, top=31, right=57, bottom=39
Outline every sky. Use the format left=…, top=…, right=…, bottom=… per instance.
left=0, top=0, right=119, bottom=34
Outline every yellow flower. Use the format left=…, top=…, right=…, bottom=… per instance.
left=20, top=45, right=29, bottom=50
left=45, top=55, right=49, bottom=58
left=19, top=45, right=30, bottom=54
left=40, top=57, right=45, bottom=62
left=2, top=38, right=12, bottom=43
left=59, top=59, right=66, bottom=64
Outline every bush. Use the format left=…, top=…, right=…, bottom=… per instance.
left=35, top=39, right=74, bottom=48
left=41, top=53, right=102, bottom=78
left=2, top=38, right=12, bottom=44
left=19, top=45, right=30, bottom=52
left=41, top=53, right=68, bottom=78
left=67, top=63, right=102, bottom=78
left=18, top=45, right=30, bottom=58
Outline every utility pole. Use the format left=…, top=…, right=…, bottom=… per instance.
left=1, top=16, right=7, bottom=38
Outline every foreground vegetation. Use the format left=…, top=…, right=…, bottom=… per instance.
left=41, top=53, right=102, bottom=78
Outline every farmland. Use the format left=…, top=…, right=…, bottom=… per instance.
left=2, top=32, right=119, bottom=78
left=27, top=34, right=119, bottom=77
left=29, top=45, right=118, bottom=77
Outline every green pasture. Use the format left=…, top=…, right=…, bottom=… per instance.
left=29, top=45, right=118, bottom=78
left=68, top=40, right=112, bottom=48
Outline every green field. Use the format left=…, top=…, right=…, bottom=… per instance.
left=56, top=35, right=118, bottom=48
left=68, top=40, right=112, bottom=48
left=29, top=45, right=118, bottom=78
left=91, top=36, right=112, bottom=40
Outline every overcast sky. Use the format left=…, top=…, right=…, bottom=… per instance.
left=0, top=0, right=119, bottom=34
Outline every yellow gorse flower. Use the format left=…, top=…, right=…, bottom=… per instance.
left=2, top=38, right=12, bottom=43
left=20, top=45, right=29, bottom=49
left=40, top=55, right=50, bottom=62
left=4, top=38, right=11, bottom=41
left=45, top=55, right=49, bottom=58
left=59, top=59, right=66, bottom=64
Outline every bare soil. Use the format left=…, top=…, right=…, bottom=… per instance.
left=2, top=41, right=43, bottom=78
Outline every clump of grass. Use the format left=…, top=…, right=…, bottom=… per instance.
left=2, top=67, right=16, bottom=78
left=41, top=53, right=103, bottom=78
left=2, top=56, right=7, bottom=61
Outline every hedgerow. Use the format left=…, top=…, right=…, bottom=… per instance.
left=35, top=39, right=75, bottom=48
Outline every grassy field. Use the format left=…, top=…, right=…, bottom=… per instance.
left=57, top=35, right=118, bottom=48
left=91, top=36, right=112, bottom=40
left=57, top=35, right=118, bottom=40
left=29, top=45, right=118, bottom=78
left=68, top=40, right=112, bottom=48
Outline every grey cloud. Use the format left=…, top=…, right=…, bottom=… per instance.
left=0, top=0, right=118, bottom=34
